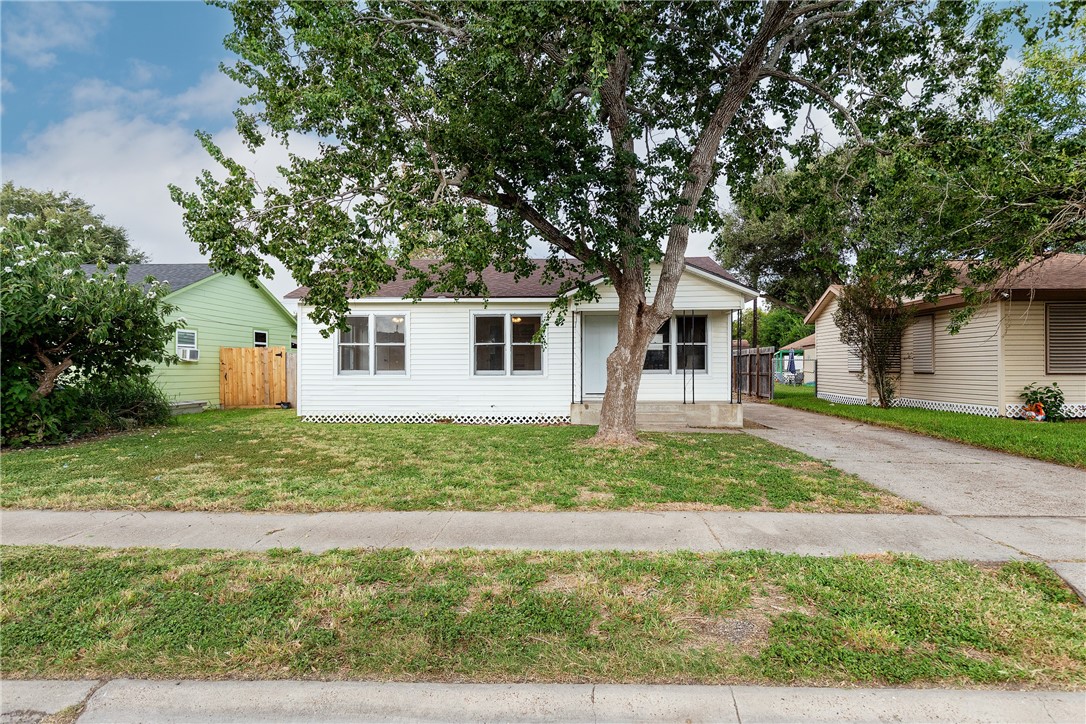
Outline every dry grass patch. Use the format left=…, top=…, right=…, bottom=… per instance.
left=4, top=546, right=1083, bottom=688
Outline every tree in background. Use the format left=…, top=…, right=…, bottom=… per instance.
left=832, top=279, right=912, bottom=408
left=174, top=0, right=1011, bottom=444
left=717, top=3, right=1084, bottom=331
left=0, top=183, right=147, bottom=265
left=732, top=306, right=813, bottom=350
left=1, top=221, right=177, bottom=445
left=714, top=166, right=850, bottom=314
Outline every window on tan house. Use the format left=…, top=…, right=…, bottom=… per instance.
left=912, top=316, right=935, bottom=374
left=1047, top=303, right=1086, bottom=374
left=846, top=346, right=862, bottom=373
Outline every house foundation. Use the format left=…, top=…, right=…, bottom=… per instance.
left=570, top=401, right=743, bottom=429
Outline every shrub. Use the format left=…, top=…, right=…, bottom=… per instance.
left=1021, top=382, right=1066, bottom=422
left=1, top=218, right=179, bottom=446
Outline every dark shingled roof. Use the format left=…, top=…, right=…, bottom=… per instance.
left=80, top=263, right=218, bottom=293
left=284, top=257, right=753, bottom=300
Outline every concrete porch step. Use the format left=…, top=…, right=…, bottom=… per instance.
left=570, top=400, right=742, bottom=429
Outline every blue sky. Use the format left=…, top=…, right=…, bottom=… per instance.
left=1, top=1, right=309, bottom=296
left=0, top=1, right=1046, bottom=299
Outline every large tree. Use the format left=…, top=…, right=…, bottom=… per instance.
left=1, top=183, right=147, bottom=265
left=173, top=0, right=1009, bottom=444
left=719, top=4, right=1084, bottom=327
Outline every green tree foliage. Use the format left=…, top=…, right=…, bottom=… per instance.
left=732, top=306, right=813, bottom=350
left=1, top=183, right=147, bottom=265
left=714, top=167, right=850, bottom=313
left=172, top=0, right=1011, bottom=443
left=832, top=279, right=912, bottom=408
left=1, top=222, right=177, bottom=445
left=718, top=4, right=1084, bottom=327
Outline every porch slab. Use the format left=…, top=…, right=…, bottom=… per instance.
left=570, top=401, right=742, bottom=428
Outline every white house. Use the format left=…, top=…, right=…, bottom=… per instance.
left=286, top=257, right=758, bottom=427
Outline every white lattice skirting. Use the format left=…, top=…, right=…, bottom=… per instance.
left=1005, top=403, right=1086, bottom=419
left=303, top=413, right=571, bottom=425
left=816, top=392, right=870, bottom=406
left=816, top=391, right=999, bottom=417
left=893, top=398, right=999, bottom=417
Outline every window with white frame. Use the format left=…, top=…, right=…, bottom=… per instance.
left=642, top=315, right=708, bottom=372
left=677, top=316, right=708, bottom=371
left=339, top=316, right=369, bottom=373
left=176, top=329, right=197, bottom=354
left=473, top=314, right=543, bottom=375
left=374, top=315, right=407, bottom=373
left=337, top=314, right=408, bottom=375
left=511, top=315, right=543, bottom=374
left=1047, top=302, right=1086, bottom=374
left=643, top=321, right=671, bottom=371
left=846, top=346, right=863, bottom=373
left=254, top=330, right=268, bottom=347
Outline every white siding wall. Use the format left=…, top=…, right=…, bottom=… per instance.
left=897, top=304, right=1000, bottom=407
left=1002, top=301, right=1086, bottom=407
left=585, top=266, right=748, bottom=310
left=295, top=266, right=745, bottom=416
left=574, top=309, right=734, bottom=402
left=812, top=298, right=870, bottom=400
left=297, top=301, right=573, bottom=417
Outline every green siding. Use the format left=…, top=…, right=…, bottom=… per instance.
left=152, top=274, right=296, bottom=407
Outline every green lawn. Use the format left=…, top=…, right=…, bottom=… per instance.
left=772, top=385, right=1086, bottom=469
left=0, top=409, right=918, bottom=513
left=3, top=546, right=1082, bottom=687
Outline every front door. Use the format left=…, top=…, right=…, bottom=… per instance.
left=582, top=314, right=618, bottom=395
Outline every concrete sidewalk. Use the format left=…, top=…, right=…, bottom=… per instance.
left=742, top=403, right=1086, bottom=517
left=4, top=679, right=1083, bottom=723
left=3, top=509, right=1083, bottom=596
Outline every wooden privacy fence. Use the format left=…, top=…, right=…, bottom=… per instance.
left=732, top=345, right=776, bottom=399
left=220, top=346, right=293, bottom=409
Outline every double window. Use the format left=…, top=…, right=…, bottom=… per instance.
left=338, top=314, right=408, bottom=375
left=473, top=314, right=544, bottom=375
left=642, top=316, right=708, bottom=372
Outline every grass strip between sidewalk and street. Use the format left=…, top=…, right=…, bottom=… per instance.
left=3, top=546, right=1083, bottom=688
left=771, top=385, right=1086, bottom=469
left=0, top=409, right=919, bottom=513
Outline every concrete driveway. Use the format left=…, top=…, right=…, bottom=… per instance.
left=742, top=403, right=1086, bottom=517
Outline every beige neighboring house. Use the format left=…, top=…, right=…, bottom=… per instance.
left=781, top=332, right=816, bottom=381
left=804, top=253, right=1086, bottom=418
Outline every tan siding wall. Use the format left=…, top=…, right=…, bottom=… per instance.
left=897, top=304, right=1000, bottom=406
left=1002, top=301, right=1086, bottom=407
left=812, top=298, right=869, bottom=399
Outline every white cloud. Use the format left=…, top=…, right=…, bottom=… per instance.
left=2, top=105, right=319, bottom=298
left=127, top=59, right=169, bottom=87
left=2, top=2, right=111, bottom=70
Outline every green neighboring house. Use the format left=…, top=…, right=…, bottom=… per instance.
left=82, top=263, right=296, bottom=408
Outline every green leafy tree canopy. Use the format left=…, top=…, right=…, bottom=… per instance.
left=172, top=0, right=1011, bottom=443
left=1, top=183, right=147, bottom=265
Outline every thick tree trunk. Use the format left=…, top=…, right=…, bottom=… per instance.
left=593, top=280, right=667, bottom=445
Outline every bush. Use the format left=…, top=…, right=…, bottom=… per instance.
left=1021, top=382, right=1066, bottom=422
left=2, top=374, right=173, bottom=447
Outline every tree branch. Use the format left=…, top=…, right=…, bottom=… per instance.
left=758, top=67, right=865, bottom=141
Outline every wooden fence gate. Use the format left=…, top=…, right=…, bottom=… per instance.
left=732, top=345, right=776, bottom=399
left=220, top=346, right=290, bottom=408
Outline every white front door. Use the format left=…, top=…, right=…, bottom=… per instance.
left=582, top=314, right=618, bottom=395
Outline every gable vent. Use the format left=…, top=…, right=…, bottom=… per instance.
left=1047, top=303, right=1086, bottom=374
